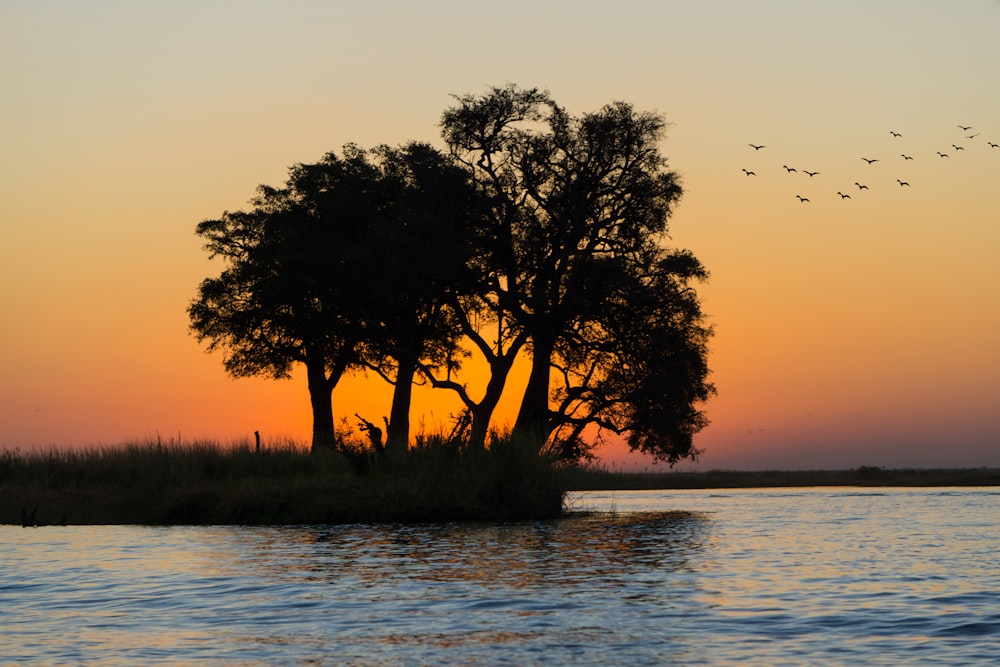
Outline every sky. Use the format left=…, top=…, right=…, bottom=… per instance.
left=2, top=0, right=998, bottom=470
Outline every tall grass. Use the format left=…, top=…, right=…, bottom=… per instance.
left=1, top=434, right=565, bottom=526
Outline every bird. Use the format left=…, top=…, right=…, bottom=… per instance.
left=937, top=152, right=949, bottom=158
left=861, top=157, right=879, bottom=164
left=953, top=144, right=964, bottom=151
left=742, top=168, right=756, bottom=176
left=855, top=182, right=869, bottom=190
left=783, top=165, right=797, bottom=172
left=748, top=144, right=766, bottom=150
left=890, top=131, right=902, bottom=137
left=836, top=191, right=851, bottom=199
left=989, top=142, right=999, bottom=149
left=966, top=133, right=980, bottom=139
left=795, top=195, right=810, bottom=202
left=958, top=125, right=973, bottom=131
left=804, top=170, right=820, bottom=177
left=901, top=154, right=913, bottom=160
left=897, top=179, right=910, bottom=187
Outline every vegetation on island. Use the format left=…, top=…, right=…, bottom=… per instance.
left=6, top=85, right=719, bottom=525
left=4, top=440, right=997, bottom=526
left=188, top=84, right=714, bottom=466
left=2, top=436, right=563, bottom=526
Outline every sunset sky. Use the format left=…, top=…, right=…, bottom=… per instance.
left=2, top=1, right=998, bottom=470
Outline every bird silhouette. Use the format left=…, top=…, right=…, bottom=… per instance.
left=901, top=154, right=913, bottom=160
left=890, top=131, right=902, bottom=137
left=742, top=168, right=756, bottom=176
left=937, top=152, right=949, bottom=158
left=836, top=191, right=851, bottom=199
left=783, top=165, right=797, bottom=172
left=795, top=195, right=810, bottom=202
left=989, top=142, right=999, bottom=149
left=854, top=182, right=869, bottom=190
left=953, top=145, right=964, bottom=151
left=897, top=179, right=910, bottom=187
left=804, top=170, right=820, bottom=177
left=861, top=157, right=879, bottom=164
left=958, top=125, right=973, bottom=131
left=749, top=144, right=766, bottom=150
left=966, top=133, right=980, bottom=139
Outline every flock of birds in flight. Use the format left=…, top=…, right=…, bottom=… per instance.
left=742, top=125, right=996, bottom=203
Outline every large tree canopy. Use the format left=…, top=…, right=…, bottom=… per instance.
left=189, top=142, right=479, bottom=451
left=190, top=86, right=713, bottom=465
left=439, top=84, right=714, bottom=463
left=441, top=85, right=713, bottom=461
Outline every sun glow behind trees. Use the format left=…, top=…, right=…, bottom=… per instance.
left=188, top=87, right=715, bottom=464
left=2, top=1, right=998, bottom=469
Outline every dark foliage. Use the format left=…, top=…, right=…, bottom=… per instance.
left=190, top=85, right=714, bottom=466
left=440, top=84, right=714, bottom=463
left=189, top=143, right=482, bottom=451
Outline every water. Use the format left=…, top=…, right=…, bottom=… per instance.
left=2, top=487, right=998, bottom=665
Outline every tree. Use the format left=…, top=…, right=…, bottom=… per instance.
left=547, top=248, right=715, bottom=463
left=439, top=84, right=714, bottom=463
left=189, top=88, right=713, bottom=464
left=189, top=142, right=478, bottom=452
left=352, top=143, right=483, bottom=452
left=188, top=157, right=367, bottom=450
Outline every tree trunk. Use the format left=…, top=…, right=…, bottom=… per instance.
left=386, top=347, right=420, bottom=454
left=306, top=360, right=336, bottom=452
left=468, top=351, right=519, bottom=450
left=512, top=336, right=554, bottom=448
left=468, top=405, right=493, bottom=452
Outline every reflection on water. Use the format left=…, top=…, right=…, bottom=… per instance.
left=210, top=512, right=713, bottom=664
left=3, top=489, right=999, bottom=666
left=251, top=511, right=707, bottom=586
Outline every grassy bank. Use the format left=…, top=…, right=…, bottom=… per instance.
left=2, top=437, right=564, bottom=526
left=560, top=465, right=1000, bottom=491
left=6, top=442, right=998, bottom=526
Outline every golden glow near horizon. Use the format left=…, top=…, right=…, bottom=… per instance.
left=1, top=1, right=998, bottom=469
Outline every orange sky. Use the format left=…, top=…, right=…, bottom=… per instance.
left=2, top=1, right=998, bottom=469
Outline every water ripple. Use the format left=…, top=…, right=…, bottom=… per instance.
left=2, top=488, right=999, bottom=665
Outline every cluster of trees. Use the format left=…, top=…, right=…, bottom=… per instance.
left=189, top=85, right=714, bottom=464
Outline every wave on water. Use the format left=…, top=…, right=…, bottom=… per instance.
left=2, top=487, right=998, bottom=666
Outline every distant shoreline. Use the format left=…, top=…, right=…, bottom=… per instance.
left=562, top=466, right=1000, bottom=491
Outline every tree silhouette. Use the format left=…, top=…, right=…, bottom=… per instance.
left=548, top=249, right=714, bottom=462
left=189, top=142, right=479, bottom=452
left=439, top=85, right=713, bottom=462
left=190, top=87, right=713, bottom=464
left=352, top=143, right=482, bottom=452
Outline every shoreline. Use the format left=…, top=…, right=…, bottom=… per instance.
left=561, top=466, right=1000, bottom=491
left=4, top=440, right=998, bottom=526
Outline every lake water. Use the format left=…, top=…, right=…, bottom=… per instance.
left=2, top=487, right=998, bottom=665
